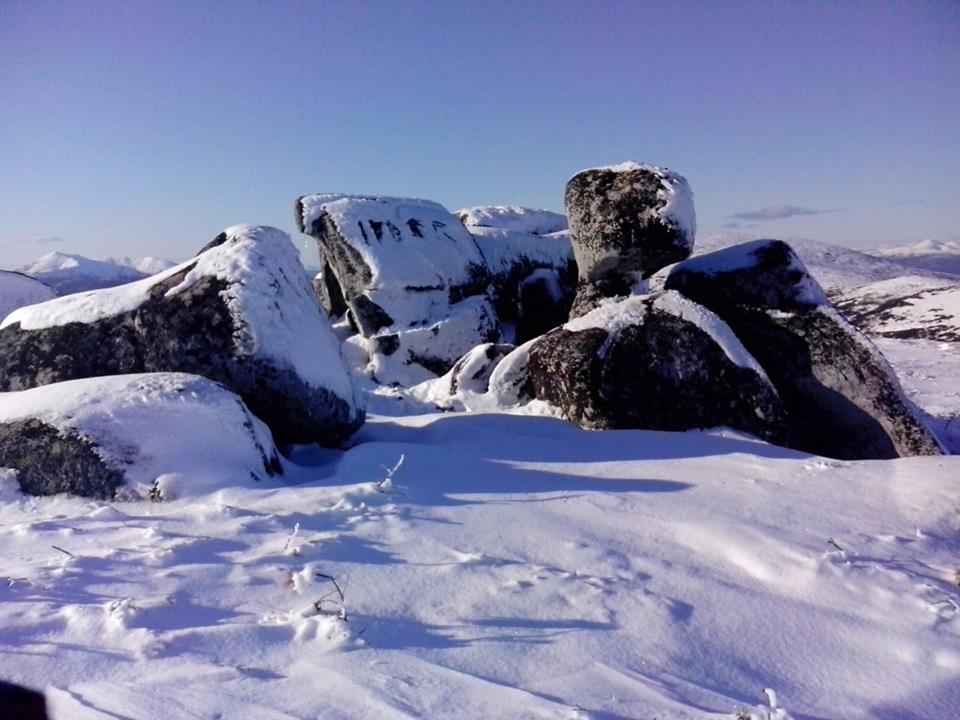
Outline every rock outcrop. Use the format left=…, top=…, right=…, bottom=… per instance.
left=0, top=225, right=363, bottom=448
left=565, top=163, right=695, bottom=316
left=0, top=373, right=283, bottom=498
left=665, top=240, right=942, bottom=458
left=296, top=194, right=499, bottom=383
left=518, top=291, right=785, bottom=439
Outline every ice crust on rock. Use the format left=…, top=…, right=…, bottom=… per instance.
left=0, top=271, right=56, bottom=323
left=0, top=373, right=282, bottom=498
left=0, top=225, right=363, bottom=447
left=456, top=206, right=568, bottom=235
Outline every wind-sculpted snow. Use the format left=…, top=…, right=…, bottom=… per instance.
left=0, top=413, right=957, bottom=719
left=0, top=270, right=56, bottom=323
left=0, top=225, right=363, bottom=447
left=0, top=373, right=282, bottom=498
left=456, top=205, right=568, bottom=235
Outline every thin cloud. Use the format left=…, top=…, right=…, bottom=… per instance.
left=27, top=235, right=68, bottom=245
left=730, top=204, right=834, bottom=221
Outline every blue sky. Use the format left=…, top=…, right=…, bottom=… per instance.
left=1, top=0, right=958, bottom=267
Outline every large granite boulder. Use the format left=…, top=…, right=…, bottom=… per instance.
left=565, top=163, right=695, bottom=316
left=0, top=225, right=363, bottom=448
left=0, top=373, right=283, bottom=498
left=665, top=240, right=942, bottom=459
left=465, top=221, right=576, bottom=343
left=502, top=291, right=785, bottom=439
left=0, top=270, right=56, bottom=322
left=296, top=194, right=499, bottom=383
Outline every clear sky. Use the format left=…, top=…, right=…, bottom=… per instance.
left=1, top=0, right=958, bottom=267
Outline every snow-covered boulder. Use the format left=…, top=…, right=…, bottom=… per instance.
left=665, top=241, right=942, bottom=459
left=0, top=226, right=363, bottom=448
left=513, top=291, right=785, bottom=439
left=0, top=271, right=56, bottom=322
left=469, top=226, right=576, bottom=343
left=0, top=373, right=282, bottom=498
left=456, top=206, right=568, bottom=235
left=833, top=275, right=960, bottom=343
left=296, top=194, right=502, bottom=382
left=565, top=163, right=695, bottom=316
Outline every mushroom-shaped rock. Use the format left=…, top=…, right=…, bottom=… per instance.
left=665, top=240, right=942, bottom=459
left=0, top=271, right=56, bottom=322
left=565, top=163, right=695, bottom=316
left=0, top=373, right=283, bottom=498
left=0, top=225, right=363, bottom=448
left=512, top=291, right=785, bottom=439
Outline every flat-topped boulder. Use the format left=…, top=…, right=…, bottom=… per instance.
left=665, top=240, right=942, bottom=459
left=296, top=194, right=500, bottom=382
left=0, top=225, right=363, bottom=448
left=507, top=291, right=785, bottom=439
left=566, top=162, right=695, bottom=316
left=0, top=373, right=283, bottom=498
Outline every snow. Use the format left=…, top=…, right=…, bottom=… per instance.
left=835, top=275, right=960, bottom=342
left=0, top=373, right=281, bottom=498
left=469, top=226, right=573, bottom=277
left=17, top=252, right=176, bottom=295
left=872, top=240, right=960, bottom=276
left=456, top=206, right=568, bottom=235
left=299, top=193, right=486, bottom=291
left=0, top=412, right=957, bottom=719
left=565, top=291, right=769, bottom=379
left=2, top=226, right=357, bottom=408
left=0, top=270, right=56, bottom=323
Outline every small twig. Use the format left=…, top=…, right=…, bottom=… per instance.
left=52, top=545, right=75, bottom=558
left=826, top=538, right=844, bottom=552
left=282, top=522, right=300, bottom=553
left=314, top=572, right=344, bottom=603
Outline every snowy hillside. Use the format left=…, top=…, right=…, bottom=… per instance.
left=871, top=239, right=960, bottom=276
left=17, top=252, right=176, bottom=295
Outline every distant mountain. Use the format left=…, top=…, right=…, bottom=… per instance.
left=692, top=232, right=959, bottom=294
left=868, top=239, right=960, bottom=276
left=17, top=252, right=176, bottom=295
left=0, top=270, right=57, bottom=322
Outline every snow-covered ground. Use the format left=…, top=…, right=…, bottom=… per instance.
left=1, top=232, right=959, bottom=719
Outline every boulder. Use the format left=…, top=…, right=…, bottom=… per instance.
left=0, top=225, right=363, bottom=448
left=0, top=270, right=56, bottom=322
left=0, top=373, right=283, bottom=498
left=565, top=163, right=695, bottom=316
left=514, top=291, right=785, bottom=439
left=467, top=225, right=576, bottom=343
left=665, top=240, right=942, bottom=459
left=296, top=194, right=499, bottom=380
left=446, top=342, right=516, bottom=396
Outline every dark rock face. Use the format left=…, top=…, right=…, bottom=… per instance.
left=525, top=294, right=784, bottom=440
left=664, top=239, right=827, bottom=311
left=0, top=681, right=49, bottom=720
left=517, top=269, right=574, bottom=342
left=565, top=164, right=695, bottom=316
left=0, top=419, right=124, bottom=498
left=665, top=241, right=942, bottom=459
